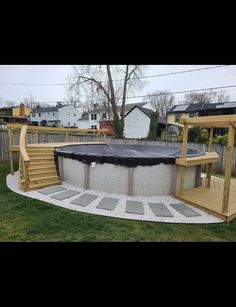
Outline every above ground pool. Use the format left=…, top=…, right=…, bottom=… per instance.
left=55, top=144, right=203, bottom=196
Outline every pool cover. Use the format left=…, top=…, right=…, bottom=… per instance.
left=55, top=144, right=204, bottom=167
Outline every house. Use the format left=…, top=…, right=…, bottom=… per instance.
left=166, top=101, right=236, bottom=139
left=12, top=104, right=31, bottom=117
left=30, top=104, right=82, bottom=127
left=124, top=105, right=166, bottom=139
left=77, top=102, right=154, bottom=134
left=0, top=103, right=31, bottom=124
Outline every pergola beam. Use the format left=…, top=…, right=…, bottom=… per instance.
left=181, top=115, right=236, bottom=128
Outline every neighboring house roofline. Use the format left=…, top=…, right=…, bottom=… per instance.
left=87, top=102, right=149, bottom=114
left=124, top=105, right=166, bottom=124
left=167, top=101, right=236, bottom=114
left=31, top=104, right=80, bottom=114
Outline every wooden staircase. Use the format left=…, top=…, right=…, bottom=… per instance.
left=19, top=147, right=61, bottom=191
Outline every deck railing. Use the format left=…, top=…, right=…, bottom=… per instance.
left=7, top=123, right=108, bottom=175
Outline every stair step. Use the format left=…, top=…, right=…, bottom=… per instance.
left=30, top=157, right=55, bottom=161
left=29, top=171, right=58, bottom=178
left=30, top=161, right=56, bottom=166
left=28, top=153, right=55, bottom=157
left=28, top=166, right=56, bottom=171
left=22, top=175, right=59, bottom=183
left=27, top=148, right=55, bottom=152
left=22, top=180, right=62, bottom=191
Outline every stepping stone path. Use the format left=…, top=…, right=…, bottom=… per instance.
left=125, top=200, right=144, bottom=215
left=39, top=186, right=67, bottom=195
left=169, top=203, right=201, bottom=217
left=96, top=197, right=119, bottom=211
left=51, top=190, right=80, bottom=200
left=71, top=193, right=98, bottom=207
left=149, top=202, right=174, bottom=217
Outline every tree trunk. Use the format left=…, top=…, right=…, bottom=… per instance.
left=121, top=65, right=129, bottom=121
left=106, top=65, right=122, bottom=137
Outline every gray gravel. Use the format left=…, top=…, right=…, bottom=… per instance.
left=6, top=171, right=223, bottom=224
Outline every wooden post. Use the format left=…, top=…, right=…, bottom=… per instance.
left=222, top=124, right=235, bottom=214
left=25, top=127, right=28, bottom=147
left=25, top=162, right=30, bottom=191
left=206, top=163, right=212, bottom=188
left=181, top=124, right=189, bottom=159
left=84, top=164, right=90, bottom=190
left=179, top=123, right=188, bottom=194
left=179, top=166, right=185, bottom=195
left=206, top=128, right=214, bottom=188
left=208, top=128, right=213, bottom=152
left=128, top=168, right=134, bottom=196
left=65, top=132, right=69, bottom=142
left=8, top=128, right=14, bottom=175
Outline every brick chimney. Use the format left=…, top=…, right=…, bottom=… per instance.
left=19, top=103, right=26, bottom=117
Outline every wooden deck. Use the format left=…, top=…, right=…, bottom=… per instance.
left=27, top=142, right=106, bottom=148
left=175, top=176, right=236, bottom=222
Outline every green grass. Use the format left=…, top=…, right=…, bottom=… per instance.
left=1, top=162, right=236, bottom=241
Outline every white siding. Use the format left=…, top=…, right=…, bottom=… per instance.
left=88, top=111, right=108, bottom=128
left=78, top=119, right=90, bottom=129
left=30, top=105, right=82, bottom=127
left=30, top=110, right=59, bottom=125
left=58, top=105, right=81, bottom=127
left=124, top=108, right=150, bottom=139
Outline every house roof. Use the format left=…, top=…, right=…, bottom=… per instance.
left=167, top=101, right=236, bottom=113
left=31, top=105, right=65, bottom=114
left=88, top=102, right=149, bottom=114
left=125, top=105, right=166, bottom=125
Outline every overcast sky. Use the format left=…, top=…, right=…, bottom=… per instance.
left=0, top=65, right=236, bottom=106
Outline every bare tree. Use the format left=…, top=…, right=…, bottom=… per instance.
left=184, top=90, right=230, bottom=104
left=147, top=90, right=175, bottom=117
left=66, top=65, right=147, bottom=137
left=23, top=94, right=42, bottom=109
left=215, top=90, right=230, bottom=102
left=4, top=100, right=16, bottom=107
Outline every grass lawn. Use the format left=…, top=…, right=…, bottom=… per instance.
left=1, top=162, right=236, bottom=242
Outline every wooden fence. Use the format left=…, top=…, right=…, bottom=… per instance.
left=1, top=129, right=236, bottom=175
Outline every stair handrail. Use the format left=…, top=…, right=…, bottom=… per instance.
left=19, top=125, right=30, bottom=191
left=19, top=125, right=30, bottom=165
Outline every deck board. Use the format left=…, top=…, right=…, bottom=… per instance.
left=175, top=176, right=236, bottom=222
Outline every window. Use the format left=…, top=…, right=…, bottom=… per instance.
left=91, top=125, right=97, bottom=129
left=91, top=113, right=97, bottom=120
left=32, top=113, right=35, bottom=117
left=175, top=113, right=181, bottom=122
left=68, top=113, right=70, bottom=116
left=74, top=113, right=76, bottom=116
left=102, top=113, right=106, bottom=119
left=39, top=113, right=41, bottom=117
left=53, top=113, right=55, bottom=116
left=68, top=122, right=70, bottom=126
left=189, top=112, right=194, bottom=117
left=48, top=112, right=49, bottom=115
left=74, top=122, right=76, bottom=126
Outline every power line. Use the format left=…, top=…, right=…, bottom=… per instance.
left=0, top=65, right=229, bottom=86
left=1, top=83, right=236, bottom=104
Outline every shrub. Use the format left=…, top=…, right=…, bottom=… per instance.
left=213, top=134, right=228, bottom=146
left=115, top=120, right=124, bottom=139
left=147, top=111, right=159, bottom=140
left=40, top=120, right=47, bottom=127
